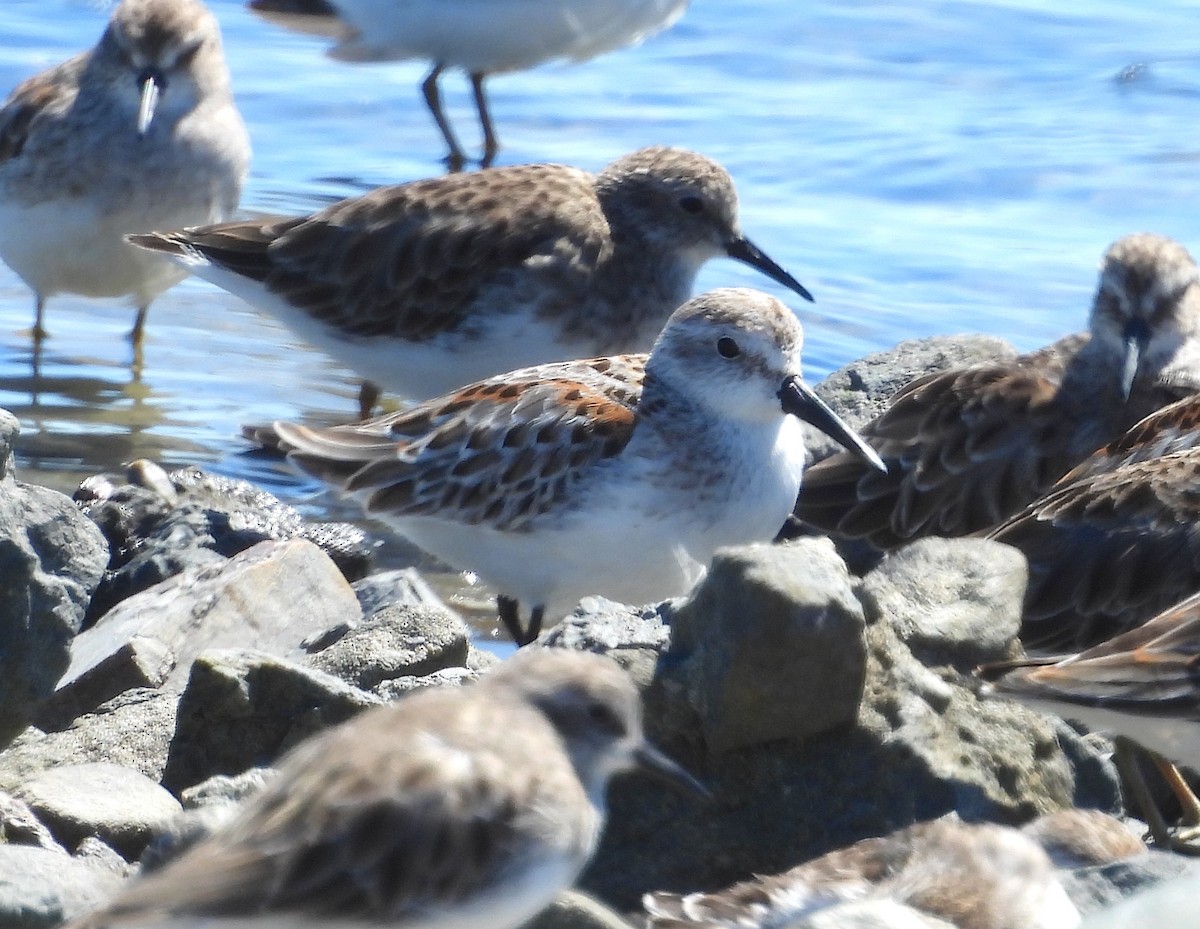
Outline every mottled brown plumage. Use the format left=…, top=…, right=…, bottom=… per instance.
left=795, top=234, right=1200, bottom=550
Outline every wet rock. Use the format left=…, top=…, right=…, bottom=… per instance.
left=14, top=762, right=182, bottom=860
left=0, top=845, right=124, bottom=929
left=76, top=462, right=373, bottom=624
left=38, top=539, right=363, bottom=728
left=0, top=411, right=109, bottom=747
left=304, top=604, right=470, bottom=689
left=161, top=648, right=379, bottom=795
left=0, top=689, right=177, bottom=791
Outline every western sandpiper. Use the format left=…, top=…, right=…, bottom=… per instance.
left=795, top=234, right=1200, bottom=550
left=0, top=0, right=250, bottom=345
left=131, top=145, right=812, bottom=418
left=66, top=648, right=700, bottom=929
left=983, top=595, right=1200, bottom=850
left=247, top=0, right=688, bottom=168
left=643, top=814, right=1109, bottom=929
left=255, top=288, right=884, bottom=644
left=987, top=447, right=1200, bottom=652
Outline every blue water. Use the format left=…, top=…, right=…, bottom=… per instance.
left=2, top=0, right=1200, bottom=622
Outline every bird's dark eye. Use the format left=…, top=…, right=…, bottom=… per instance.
left=587, top=701, right=624, bottom=735
left=717, top=337, right=740, bottom=358
left=679, top=196, right=704, bottom=215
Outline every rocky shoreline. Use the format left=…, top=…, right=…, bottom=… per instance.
left=1, top=335, right=1197, bottom=928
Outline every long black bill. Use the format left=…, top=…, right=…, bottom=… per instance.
left=633, top=743, right=711, bottom=801
left=780, top=376, right=887, bottom=472
left=136, top=68, right=166, bottom=136
left=1120, top=318, right=1151, bottom=401
left=725, top=236, right=814, bottom=303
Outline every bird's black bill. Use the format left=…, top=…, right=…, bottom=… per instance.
left=779, top=376, right=886, bottom=472
left=633, top=743, right=711, bottom=801
left=1121, top=318, right=1151, bottom=400
left=725, top=236, right=813, bottom=303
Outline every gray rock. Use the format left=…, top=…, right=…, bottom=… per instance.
left=370, top=665, right=479, bottom=701
left=0, top=689, right=177, bottom=791
left=161, top=648, right=380, bottom=794
left=858, top=538, right=1027, bottom=670
left=0, top=792, right=59, bottom=851
left=0, top=845, right=124, bottom=929
left=76, top=462, right=374, bottom=624
left=304, top=604, right=470, bottom=689
left=73, top=837, right=135, bottom=878
left=805, top=334, right=1018, bottom=464
left=352, top=568, right=449, bottom=616
left=570, top=539, right=1119, bottom=910
left=14, top=762, right=182, bottom=860
left=143, top=769, right=277, bottom=873
left=668, top=539, right=866, bottom=753
left=0, top=429, right=109, bottom=745
left=39, top=539, right=363, bottom=728
left=548, top=598, right=675, bottom=653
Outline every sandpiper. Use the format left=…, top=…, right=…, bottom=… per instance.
left=65, top=648, right=701, bottom=929
left=247, top=0, right=688, bottom=168
left=131, top=146, right=812, bottom=418
left=794, top=234, right=1200, bottom=550
left=0, top=0, right=250, bottom=345
left=256, top=288, right=884, bottom=644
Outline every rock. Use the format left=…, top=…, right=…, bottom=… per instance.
left=0, top=689, right=177, bottom=791
left=569, top=539, right=1119, bottom=910
left=142, top=770, right=277, bottom=873
left=161, top=648, right=380, bottom=795
left=0, top=412, right=109, bottom=745
left=371, top=665, right=479, bottom=701
left=524, top=891, right=637, bottom=929
left=38, top=539, right=363, bottom=728
left=0, top=845, right=124, bottom=929
left=668, top=539, right=866, bottom=753
left=73, top=838, right=135, bottom=878
left=14, top=762, right=182, bottom=860
left=304, top=604, right=470, bottom=689
left=805, top=334, right=1018, bottom=464
left=549, top=598, right=675, bottom=653
left=0, top=792, right=60, bottom=851
left=352, top=568, right=450, bottom=616
left=858, top=538, right=1027, bottom=670
left=76, top=462, right=373, bottom=625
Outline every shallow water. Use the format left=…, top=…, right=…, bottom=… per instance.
left=2, top=0, right=1200, bottom=642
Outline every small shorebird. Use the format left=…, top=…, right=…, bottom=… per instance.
left=794, top=234, right=1200, bottom=550
left=983, top=593, right=1200, bottom=851
left=643, top=811, right=1141, bottom=929
left=130, top=145, right=811, bottom=418
left=65, top=649, right=702, bottom=929
left=247, top=0, right=689, bottom=169
left=0, top=0, right=250, bottom=345
left=257, top=289, right=884, bottom=645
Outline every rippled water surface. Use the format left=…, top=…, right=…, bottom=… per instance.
left=3, top=0, right=1200, bottom=636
